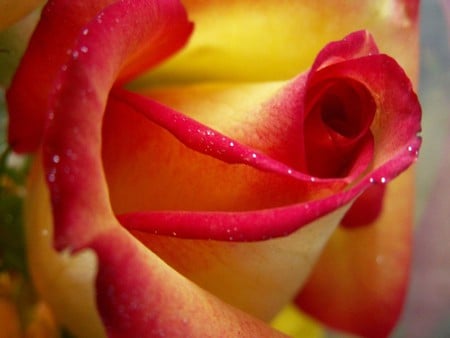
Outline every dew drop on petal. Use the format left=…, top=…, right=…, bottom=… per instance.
left=380, top=177, right=387, bottom=184
left=369, top=177, right=375, bottom=183
left=251, top=153, right=257, bottom=159
left=52, top=155, right=60, bottom=164
left=229, top=141, right=235, bottom=147
left=48, top=172, right=56, bottom=183
left=80, top=46, right=88, bottom=53
left=82, top=28, right=89, bottom=35
left=287, top=169, right=293, bottom=175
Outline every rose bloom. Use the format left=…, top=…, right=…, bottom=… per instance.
left=5, top=0, right=421, bottom=337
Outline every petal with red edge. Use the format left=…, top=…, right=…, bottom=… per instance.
left=6, top=0, right=192, bottom=153
left=25, top=157, right=288, bottom=337
left=7, top=0, right=193, bottom=249
left=295, top=168, right=414, bottom=338
left=92, top=227, right=288, bottom=338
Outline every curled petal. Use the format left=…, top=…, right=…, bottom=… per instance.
left=7, top=0, right=192, bottom=153
left=25, top=159, right=287, bottom=337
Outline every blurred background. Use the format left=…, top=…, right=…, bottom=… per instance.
left=394, top=0, right=450, bottom=337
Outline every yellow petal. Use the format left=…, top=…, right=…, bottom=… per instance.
left=137, top=0, right=418, bottom=85
left=271, top=304, right=324, bottom=338
left=25, top=157, right=106, bottom=338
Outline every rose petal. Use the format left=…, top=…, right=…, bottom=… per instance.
left=6, top=0, right=192, bottom=153
left=341, top=184, right=386, bottom=228
left=91, top=227, right=289, bottom=338
left=137, top=0, right=419, bottom=85
left=295, top=168, right=415, bottom=338
left=25, top=157, right=287, bottom=337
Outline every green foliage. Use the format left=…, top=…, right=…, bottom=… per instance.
left=0, top=89, right=30, bottom=278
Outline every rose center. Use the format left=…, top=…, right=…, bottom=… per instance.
left=304, top=78, right=376, bottom=178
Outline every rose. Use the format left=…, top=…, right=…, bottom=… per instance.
left=6, top=0, right=421, bottom=337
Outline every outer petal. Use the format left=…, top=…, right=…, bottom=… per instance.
left=295, top=168, right=414, bottom=338
left=138, top=0, right=419, bottom=84
left=7, top=0, right=192, bottom=249
left=25, top=156, right=287, bottom=338
left=6, top=0, right=192, bottom=153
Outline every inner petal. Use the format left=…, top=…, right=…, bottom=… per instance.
left=304, top=79, right=376, bottom=178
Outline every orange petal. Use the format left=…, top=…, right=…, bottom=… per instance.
left=26, top=156, right=289, bottom=337
left=295, top=168, right=415, bottom=337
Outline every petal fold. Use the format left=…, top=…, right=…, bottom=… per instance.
left=7, top=0, right=192, bottom=153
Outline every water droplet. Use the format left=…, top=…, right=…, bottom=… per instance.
left=172, top=231, right=177, bottom=236
left=52, top=155, right=60, bottom=164
left=96, top=13, right=104, bottom=23
left=251, top=153, right=257, bottom=159
left=61, top=64, right=68, bottom=72
left=407, top=145, right=413, bottom=152
left=287, top=169, right=293, bottom=175
left=229, top=141, right=235, bottom=147
left=369, top=177, right=375, bottom=183
left=80, top=46, right=88, bottom=53
left=72, top=50, right=79, bottom=59
left=82, top=28, right=89, bottom=35
left=380, top=177, right=387, bottom=184
left=310, top=177, right=316, bottom=182
left=48, top=171, right=56, bottom=183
